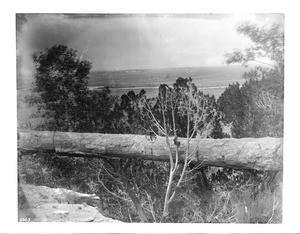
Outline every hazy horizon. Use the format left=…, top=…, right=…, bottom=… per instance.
left=89, top=64, right=249, bottom=72
left=17, top=64, right=250, bottom=90
left=17, top=13, right=283, bottom=88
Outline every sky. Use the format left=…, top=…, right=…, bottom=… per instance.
left=17, top=13, right=284, bottom=77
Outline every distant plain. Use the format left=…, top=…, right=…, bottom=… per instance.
left=17, top=65, right=250, bottom=127
left=88, top=65, right=250, bottom=98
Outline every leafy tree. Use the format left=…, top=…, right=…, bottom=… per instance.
left=218, top=82, right=245, bottom=138
left=225, top=22, right=284, bottom=79
left=220, top=23, right=284, bottom=138
left=26, top=45, right=92, bottom=131
left=80, top=86, right=118, bottom=133
left=109, top=89, right=148, bottom=134
left=212, top=23, right=284, bottom=223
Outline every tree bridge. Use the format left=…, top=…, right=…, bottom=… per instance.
left=18, top=130, right=283, bottom=171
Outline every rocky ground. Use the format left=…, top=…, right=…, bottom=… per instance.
left=18, top=183, right=121, bottom=222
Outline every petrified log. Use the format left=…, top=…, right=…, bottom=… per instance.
left=18, top=130, right=283, bottom=171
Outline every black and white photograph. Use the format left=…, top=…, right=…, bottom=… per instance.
left=15, top=13, right=285, bottom=224
left=1, top=0, right=300, bottom=231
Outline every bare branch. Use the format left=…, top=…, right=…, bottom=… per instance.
left=96, top=165, right=130, bottom=202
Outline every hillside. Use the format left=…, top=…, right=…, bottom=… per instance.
left=19, top=183, right=121, bottom=222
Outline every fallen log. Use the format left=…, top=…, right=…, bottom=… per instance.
left=18, top=130, right=283, bottom=171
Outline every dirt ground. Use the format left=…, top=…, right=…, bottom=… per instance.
left=18, top=183, right=121, bottom=222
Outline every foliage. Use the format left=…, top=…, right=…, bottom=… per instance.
left=217, top=83, right=244, bottom=137
left=108, top=90, right=148, bottom=134
left=212, top=22, right=284, bottom=222
left=218, top=79, right=283, bottom=138
left=225, top=22, right=284, bottom=76
left=77, top=87, right=117, bottom=133
left=18, top=153, right=95, bottom=193
left=25, top=45, right=92, bottom=131
left=142, top=77, right=224, bottom=139
left=18, top=153, right=282, bottom=223
left=219, top=23, right=284, bottom=138
left=25, top=45, right=132, bottom=134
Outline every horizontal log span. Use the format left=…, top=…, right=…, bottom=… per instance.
left=18, top=130, right=283, bottom=171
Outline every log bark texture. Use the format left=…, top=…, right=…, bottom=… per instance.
left=18, top=130, right=283, bottom=171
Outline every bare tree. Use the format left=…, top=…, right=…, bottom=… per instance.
left=140, top=79, right=219, bottom=218
left=88, top=158, right=149, bottom=222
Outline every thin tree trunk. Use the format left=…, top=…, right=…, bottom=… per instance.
left=123, top=180, right=148, bottom=222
